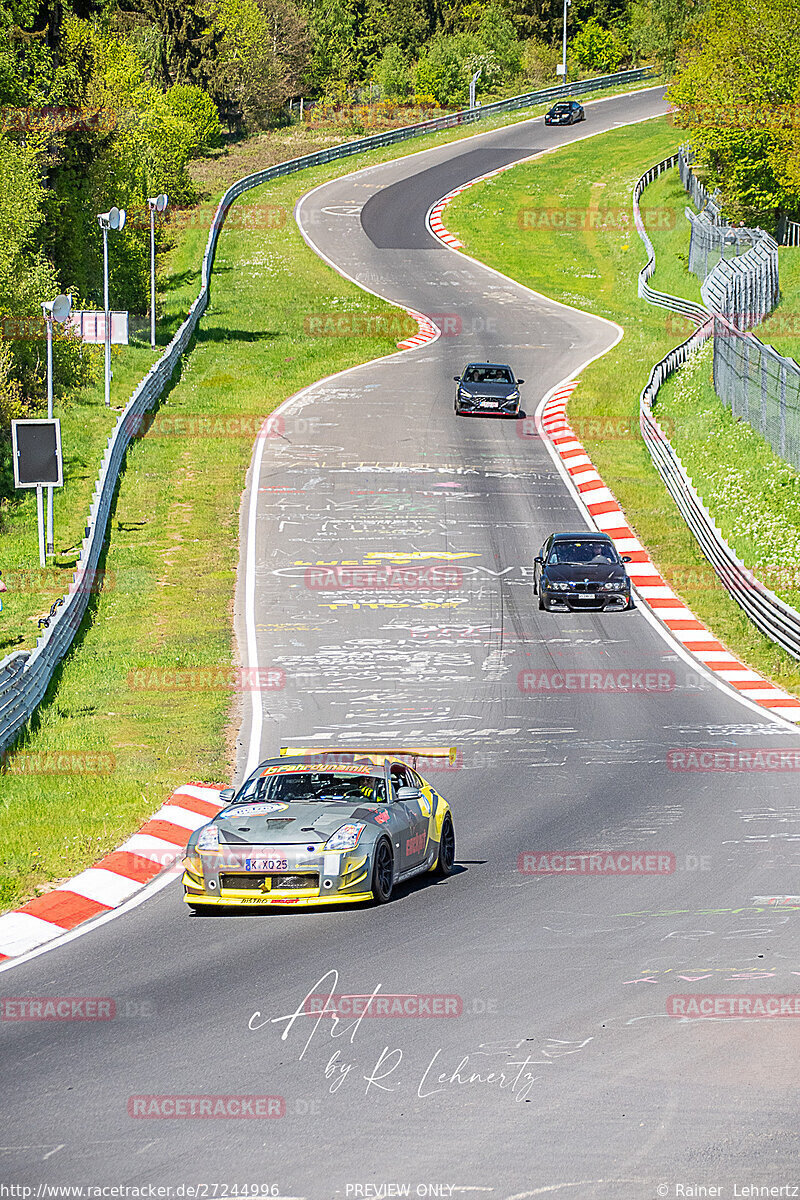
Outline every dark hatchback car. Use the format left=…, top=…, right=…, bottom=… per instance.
left=534, top=532, right=633, bottom=612
left=454, top=363, right=524, bottom=417
left=544, top=100, right=585, bottom=126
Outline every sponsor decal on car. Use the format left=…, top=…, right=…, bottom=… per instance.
left=221, top=802, right=289, bottom=818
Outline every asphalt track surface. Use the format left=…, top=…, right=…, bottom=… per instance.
left=3, top=87, right=800, bottom=1197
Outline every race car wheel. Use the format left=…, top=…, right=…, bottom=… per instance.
left=434, top=814, right=456, bottom=877
left=538, top=591, right=547, bottom=611
left=371, top=838, right=394, bottom=904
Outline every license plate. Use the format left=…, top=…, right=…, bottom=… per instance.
left=481, top=401, right=499, bottom=408
left=576, top=593, right=596, bottom=599
left=246, top=855, right=288, bottom=871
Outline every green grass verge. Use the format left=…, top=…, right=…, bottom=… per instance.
left=0, top=77, right=663, bottom=914
left=445, top=114, right=800, bottom=694
left=655, top=341, right=800, bottom=610
left=0, top=75, right=662, bottom=663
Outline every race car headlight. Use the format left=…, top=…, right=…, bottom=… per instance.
left=197, top=824, right=220, bottom=852
left=547, top=580, right=570, bottom=590
left=458, top=388, right=473, bottom=398
left=507, top=390, right=519, bottom=400
left=601, top=581, right=628, bottom=591
left=325, top=823, right=366, bottom=851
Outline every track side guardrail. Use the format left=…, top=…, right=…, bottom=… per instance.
left=0, top=66, right=657, bottom=755
left=634, top=156, right=800, bottom=660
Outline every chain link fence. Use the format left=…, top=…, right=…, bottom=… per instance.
left=635, top=156, right=800, bottom=661
left=712, top=315, right=800, bottom=470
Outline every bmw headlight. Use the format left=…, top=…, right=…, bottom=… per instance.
left=602, top=581, right=628, bottom=591
left=325, top=823, right=366, bottom=851
left=547, top=580, right=570, bottom=591
left=197, top=824, right=220, bottom=852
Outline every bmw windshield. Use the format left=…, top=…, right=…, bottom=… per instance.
left=548, top=541, right=619, bottom=566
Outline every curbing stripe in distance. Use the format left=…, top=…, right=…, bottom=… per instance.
left=0, top=782, right=223, bottom=961
left=539, top=388, right=800, bottom=721
left=428, top=180, right=800, bottom=724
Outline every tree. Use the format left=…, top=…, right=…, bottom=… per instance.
left=376, top=43, right=409, bottom=98
left=414, top=36, right=465, bottom=104
left=628, top=0, right=707, bottom=76
left=571, top=16, right=627, bottom=74
left=669, top=0, right=800, bottom=225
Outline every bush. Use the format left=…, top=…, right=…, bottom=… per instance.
left=571, top=18, right=628, bottom=74
left=158, top=85, right=222, bottom=156
left=414, top=39, right=466, bottom=106
left=376, top=44, right=410, bottom=99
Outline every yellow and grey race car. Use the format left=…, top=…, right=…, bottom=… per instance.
left=182, top=746, right=457, bottom=912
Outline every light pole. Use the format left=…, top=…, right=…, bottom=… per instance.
left=97, top=206, right=126, bottom=407
left=41, top=293, right=72, bottom=555
left=562, top=0, right=571, bottom=87
left=147, top=194, right=168, bottom=349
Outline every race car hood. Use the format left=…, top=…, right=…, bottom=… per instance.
left=458, top=381, right=517, bottom=397
left=211, top=801, right=386, bottom=845
left=544, top=564, right=627, bottom=584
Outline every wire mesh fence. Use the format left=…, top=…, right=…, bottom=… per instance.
left=713, top=316, right=800, bottom=471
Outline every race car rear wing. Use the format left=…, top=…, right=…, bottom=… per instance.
left=280, top=745, right=458, bottom=766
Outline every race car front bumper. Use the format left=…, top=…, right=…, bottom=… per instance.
left=182, top=845, right=374, bottom=908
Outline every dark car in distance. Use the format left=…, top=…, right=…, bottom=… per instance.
left=534, top=532, right=633, bottom=612
left=544, top=101, right=585, bottom=126
left=454, top=363, right=524, bottom=417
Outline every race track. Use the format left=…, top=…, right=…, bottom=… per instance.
left=2, top=86, right=800, bottom=1197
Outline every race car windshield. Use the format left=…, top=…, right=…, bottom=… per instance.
left=552, top=104, right=570, bottom=113
left=234, top=771, right=387, bottom=805
left=464, top=367, right=513, bottom=384
left=548, top=541, right=618, bottom=565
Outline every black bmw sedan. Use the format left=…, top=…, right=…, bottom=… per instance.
left=544, top=100, right=585, bottom=126
left=534, top=532, right=633, bottom=612
left=454, top=363, right=524, bottom=417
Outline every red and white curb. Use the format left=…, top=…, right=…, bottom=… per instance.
left=397, top=312, right=441, bottom=350
left=540, top=387, right=800, bottom=721
left=0, top=783, right=223, bottom=961
left=426, top=163, right=516, bottom=251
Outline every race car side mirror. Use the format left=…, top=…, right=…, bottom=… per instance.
left=517, top=379, right=525, bottom=384
left=219, top=787, right=235, bottom=803
left=453, top=376, right=460, bottom=382
left=621, top=556, right=632, bottom=562
left=395, top=786, right=423, bottom=802
left=534, top=555, right=543, bottom=564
